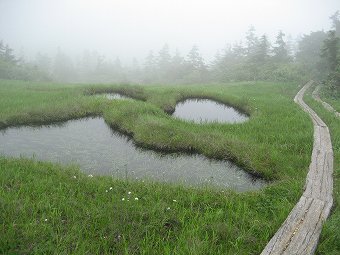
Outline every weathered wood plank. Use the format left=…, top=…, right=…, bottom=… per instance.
left=312, top=84, right=340, bottom=118
left=261, top=81, right=334, bottom=255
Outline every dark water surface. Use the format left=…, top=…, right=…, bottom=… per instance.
left=174, top=99, right=248, bottom=123
left=0, top=118, right=264, bottom=191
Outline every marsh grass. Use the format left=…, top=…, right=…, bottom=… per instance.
left=0, top=157, right=302, bottom=254
left=317, top=85, right=340, bottom=112
left=0, top=79, right=316, bottom=253
left=304, top=89, right=340, bottom=255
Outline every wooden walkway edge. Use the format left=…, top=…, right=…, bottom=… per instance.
left=261, top=81, right=334, bottom=255
left=312, top=85, right=340, bottom=118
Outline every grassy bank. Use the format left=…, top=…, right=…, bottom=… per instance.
left=0, top=79, right=314, bottom=253
left=317, top=85, right=340, bottom=112
left=304, top=88, right=340, bottom=255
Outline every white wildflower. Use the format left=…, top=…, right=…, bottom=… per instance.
left=88, top=174, right=93, bottom=178
left=134, top=197, right=138, bottom=201
left=122, top=198, right=125, bottom=201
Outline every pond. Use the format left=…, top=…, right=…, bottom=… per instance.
left=173, top=99, right=249, bottom=123
left=0, top=118, right=264, bottom=191
left=97, top=93, right=129, bottom=100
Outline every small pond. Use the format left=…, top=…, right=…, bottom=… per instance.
left=0, top=118, right=264, bottom=191
left=173, top=99, right=249, bottom=123
left=97, top=93, right=129, bottom=100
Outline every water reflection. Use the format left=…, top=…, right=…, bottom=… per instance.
left=0, top=118, right=263, bottom=191
left=174, top=99, right=248, bottom=123
left=96, top=93, right=129, bottom=100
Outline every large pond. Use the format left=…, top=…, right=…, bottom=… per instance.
left=173, top=99, right=249, bottom=123
left=0, top=118, right=264, bottom=191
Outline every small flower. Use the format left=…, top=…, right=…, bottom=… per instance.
left=167, top=207, right=171, bottom=210
left=122, top=198, right=125, bottom=201
left=134, top=197, right=138, bottom=201
left=88, top=174, right=93, bottom=178
left=128, top=191, right=132, bottom=195
left=73, top=176, right=77, bottom=179
left=44, top=218, right=48, bottom=222
left=173, top=199, right=177, bottom=202
left=105, top=190, right=108, bottom=193
left=109, top=187, right=113, bottom=190
left=115, top=234, right=122, bottom=242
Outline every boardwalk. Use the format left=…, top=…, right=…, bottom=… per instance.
left=312, top=85, right=340, bottom=118
left=261, top=81, right=334, bottom=255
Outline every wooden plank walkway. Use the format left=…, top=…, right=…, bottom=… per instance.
left=261, top=81, right=334, bottom=255
left=312, top=85, right=340, bottom=118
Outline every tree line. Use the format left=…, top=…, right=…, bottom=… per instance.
left=0, top=11, right=339, bottom=93
left=0, top=41, right=48, bottom=81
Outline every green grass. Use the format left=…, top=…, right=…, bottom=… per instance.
left=0, top=79, right=316, bottom=254
left=0, top=157, right=301, bottom=254
left=304, top=88, right=340, bottom=255
left=317, top=85, right=340, bottom=112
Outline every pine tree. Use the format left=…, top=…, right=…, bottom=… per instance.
left=321, top=30, right=340, bottom=92
left=187, top=45, right=205, bottom=71
left=170, top=49, right=185, bottom=82
left=245, top=26, right=259, bottom=58
left=157, top=44, right=171, bottom=72
left=53, top=48, right=76, bottom=82
left=273, top=31, right=288, bottom=62
left=143, top=50, right=157, bottom=82
left=330, top=11, right=340, bottom=37
left=321, top=30, right=340, bottom=72
left=296, top=31, right=327, bottom=76
left=253, top=34, right=270, bottom=64
left=144, top=51, right=156, bottom=71
left=2, top=44, right=17, bottom=64
left=0, top=40, right=5, bottom=58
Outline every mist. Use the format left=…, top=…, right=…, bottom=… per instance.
left=0, top=0, right=340, bottom=84
left=1, top=0, right=339, bottom=63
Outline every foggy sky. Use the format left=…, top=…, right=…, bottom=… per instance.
left=0, top=0, right=339, bottom=64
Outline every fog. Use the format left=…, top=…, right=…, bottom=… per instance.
left=1, top=0, right=339, bottom=63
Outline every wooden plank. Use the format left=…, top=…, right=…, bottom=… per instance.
left=261, top=81, right=334, bottom=255
left=312, top=84, right=340, bottom=118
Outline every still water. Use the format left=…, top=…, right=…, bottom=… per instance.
left=173, top=99, right=248, bottom=123
left=97, top=93, right=129, bottom=100
left=0, top=118, right=264, bottom=191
